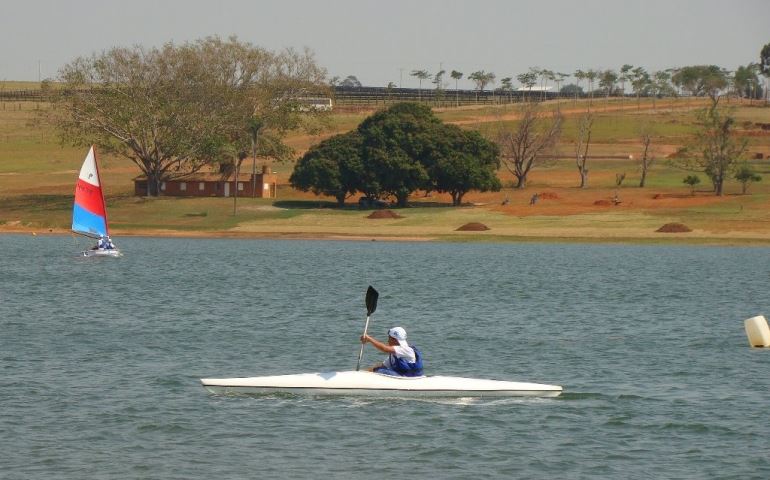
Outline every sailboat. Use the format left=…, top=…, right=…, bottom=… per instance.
left=72, top=146, right=121, bottom=257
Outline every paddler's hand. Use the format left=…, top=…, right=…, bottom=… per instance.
left=360, top=334, right=370, bottom=344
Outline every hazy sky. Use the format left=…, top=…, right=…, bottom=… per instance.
left=2, top=0, right=768, bottom=88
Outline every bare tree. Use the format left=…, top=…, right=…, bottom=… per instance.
left=637, top=126, right=656, bottom=187
left=496, top=104, right=563, bottom=188
left=575, top=113, right=594, bottom=188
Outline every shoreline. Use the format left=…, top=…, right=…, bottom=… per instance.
left=5, top=225, right=770, bottom=247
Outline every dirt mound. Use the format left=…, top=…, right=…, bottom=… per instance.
left=367, top=210, right=402, bottom=219
left=594, top=199, right=612, bottom=206
left=539, top=192, right=559, bottom=200
left=656, top=223, right=692, bottom=233
left=456, top=222, right=490, bottom=231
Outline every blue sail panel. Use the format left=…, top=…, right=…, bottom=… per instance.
left=72, top=203, right=108, bottom=238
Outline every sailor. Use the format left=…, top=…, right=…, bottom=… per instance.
left=360, top=326, right=423, bottom=377
left=94, top=235, right=107, bottom=250
left=104, top=236, right=115, bottom=249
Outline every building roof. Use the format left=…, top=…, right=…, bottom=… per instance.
left=133, top=172, right=271, bottom=182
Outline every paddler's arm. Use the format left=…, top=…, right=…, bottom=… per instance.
left=360, top=334, right=395, bottom=354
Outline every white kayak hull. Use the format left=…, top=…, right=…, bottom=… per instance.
left=200, top=371, right=562, bottom=398
left=82, top=248, right=122, bottom=258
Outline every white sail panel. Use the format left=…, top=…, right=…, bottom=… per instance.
left=77, top=146, right=100, bottom=187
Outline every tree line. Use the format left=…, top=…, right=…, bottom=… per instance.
left=48, top=37, right=769, bottom=202
left=336, top=47, right=770, bottom=104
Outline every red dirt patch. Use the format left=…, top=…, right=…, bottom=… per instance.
left=456, top=222, right=490, bottom=231
left=367, top=210, right=402, bottom=219
left=656, top=223, right=692, bottom=233
left=539, top=192, right=559, bottom=200
left=594, top=199, right=612, bottom=206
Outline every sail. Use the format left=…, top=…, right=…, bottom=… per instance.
left=72, top=146, right=109, bottom=238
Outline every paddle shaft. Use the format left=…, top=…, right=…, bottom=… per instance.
left=356, top=315, right=371, bottom=371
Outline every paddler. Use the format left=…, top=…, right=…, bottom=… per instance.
left=360, top=327, right=424, bottom=377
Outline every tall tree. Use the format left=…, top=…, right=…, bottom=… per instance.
left=650, top=70, right=674, bottom=110
left=573, top=69, right=586, bottom=105
left=675, top=106, right=747, bottom=196
left=51, top=36, right=327, bottom=196
left=450, top=70, right=463, bottom=107
left=423, top=124, right=501, bottom=205
left=500, top=77, right=514, bottom=103
left=599, top=69, right=618, bottom=103
left=357, top=103, right=437, bottom=206
left=518, top=71, right=537, bottom=102
left=432, top=69, right=446, bottom=103
left=637, top=125, right=656, bottom=187
left=734, top=164, right=762, bottom=194
left=733, top=64, right=762, bottom=100
left=290, top=131, right=366, bottom=205
left=574, top=113, right=594, bottom=188
left=671, top=65, right=729, bottom=105
left=411, top=69, right=431, bottom=101
left=496, top=104, right=562, bottom=188
left=340, top=75, right=362, bottom=87
left=619, top=64, right=634, bottom=100
left=469, top=70, right=496, bottom=97
left=761, top=43, right=770, bottom=104
left=585, top=69, right=598, bottom=110
left=630, top=67, right=650, bottom=109
left=554, top=72, right=569, bottom=105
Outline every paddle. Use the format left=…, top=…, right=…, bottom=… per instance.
left=356, top=286, right=379, bottom=371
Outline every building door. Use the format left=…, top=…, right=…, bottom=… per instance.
left=224, top=182, right=230, bottom=197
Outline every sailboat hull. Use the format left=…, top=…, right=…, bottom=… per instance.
left=82, top=248, right=122, bottom=258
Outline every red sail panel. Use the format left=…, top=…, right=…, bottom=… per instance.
left=74, top=178, right=106, bottom=217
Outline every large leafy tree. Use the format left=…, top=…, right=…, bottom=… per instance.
left=357, top=103, right=438, bottom=207
left=733, top=64, right=762, bottom=100
left=51, top=36, right=327, bottom=196
left=423, top=125, right=501, bottom=205
left=291, top=102, right=502, bottom=207
left=469, top=70, right=496, bottom=93
left=290, top=131, right=367, bottom=206
left=671, top=65, right=729, bottom=105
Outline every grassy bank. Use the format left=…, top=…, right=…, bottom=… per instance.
left=1, top=98, right=769, bottom=244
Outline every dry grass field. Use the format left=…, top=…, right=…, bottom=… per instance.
left=1, top=93, right=770, bottom=244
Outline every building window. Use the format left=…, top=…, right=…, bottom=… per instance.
left=238, top=182, right=244, bottom=191
left=161, top=182, right=166, bottom=191
left=180, top=182, right=187, bottom=191
left=199, top=182, right=205, bottom=191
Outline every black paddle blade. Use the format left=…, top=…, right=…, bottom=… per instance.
left=366, top=286, right=379, bottom=316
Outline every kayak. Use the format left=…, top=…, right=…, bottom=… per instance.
left=200, top=371, right=562, bottom=398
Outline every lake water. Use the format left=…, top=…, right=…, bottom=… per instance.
left=1, top=234, right=769, bottom=479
